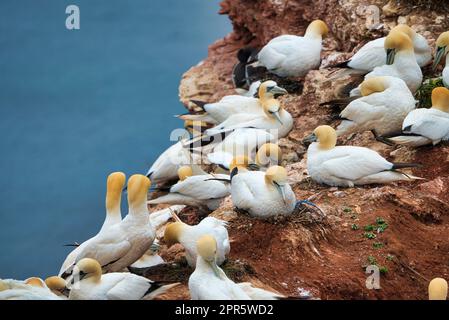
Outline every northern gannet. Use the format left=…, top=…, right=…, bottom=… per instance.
left=0, top=277, right=62, bottom=300
left=45, top=276, right=69, bottom=298
left=432, top=31, right=449, bottom=87
left=180, top=81, right=288, bottom=124
left=61, top=175, right=156, bottom=277
left=189, top=235, right=285, bottom=300
left=230, top=159, right=296, bottom=218
left=305, top=125, right=423, bottom=187
left=59, top=172, right=126, bottom=276
left=388, top=87, right=449, bottom=146
left=334, top=24, right=431, bottom=72
left=148, top=166, right=230, bottom=211
left=164, top=215, right=230, bottom=267
left=428, top=278, right=448, bottom=300
left=337, top=76, right=416, bottom=141
left=257, top=20, right=328, bottom=77
left=350, top=30, right=423, bottom=96
left=68, top=258, right=178, bottom=300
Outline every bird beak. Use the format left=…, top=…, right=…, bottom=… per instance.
left=433, top=46, right=446, bottom=71
left=386, top=48, right=396, bottom=65
left=275, top=183, right=287, bottom=203
left=273, top=111, right=283, bottom=125
left=248, top=163, right=261, bottom=171
left=270, top=86, right=288, bottom=96
left=209, top=260, right=223, bottom=279
left=61, top=287, right=71, bottom=297
left=302, top=133, right=317, bottom=145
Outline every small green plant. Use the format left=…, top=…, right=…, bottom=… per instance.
left=373, top=242, right=384, bottom=249
left=375, top=217, right=386, bottom=225
left=379, top=266, right=388, bottom=274
left=415, top=77, right=444, bottom=108
left=351, top=224, right=359, bottom=230
left=364, top=224, right=375, bottom=232
left=367, top=256, right=377, bottom=265
left=364, top=232, right=376, bottom=239
left=343, top=207, right=352, bottom=213
left=386, top=254, right=395, bottom=261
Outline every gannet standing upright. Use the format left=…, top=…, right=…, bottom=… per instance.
left=189, top=235, right=285, bottom=300
left=59, top=172, right=126, bottom=276
left=257, top=20, right=328, bottom=77
left=432, top=31, right=449, bottom=87
left=337, top=76, right=416, bottom=140
left=305, top=125, right=423, bottom=187
left=350, top=30, right=423, bottom=96
left=388, top=87, right=449, bottom=146
left=164, top=215, right=230, bottom=267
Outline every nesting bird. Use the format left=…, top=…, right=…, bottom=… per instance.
left=164, top=215, right=230, bottom=267
left=59, top=172, right=126, bottom=276
left=0, top=277, right=62, bottom=300
left=388, top=87, right=449, bottom=147
left=305, top=125, right=423, bottom=187
left=189, top=235, right=285, bottom=300
left=334, top=24, right=431, bottom=72
left=230, top=157, right=296, bottom=218
left=336, top=76, right=416, bottom=141
left=350, top=30, right=423, bottom=96
left=257, top=20, right=328, bottom=77
left=428, top=277, right=448, bottom=300
left=433, top=31, right=449, bottom=87
left=44, top=276, right=69, bottom=298
left=61, top=174, right=156, bottom=277
left=68, top=258, right=178, bottom=300
left=148, top=166, right=230, bottom=211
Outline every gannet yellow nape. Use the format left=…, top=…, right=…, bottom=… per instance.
left=428, top=278, right=448, bottom=300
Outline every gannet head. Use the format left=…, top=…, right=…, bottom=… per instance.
left=304, top=125, right=337, bottom=150
left=197, top=234, right=217, bottom=263
left=24, top=277, right=46, bottom=288
left=392, top=24, right=415, bottom=40
left=229, top=155, right=250, bottom=173
left=306, top=19, right=329, bottom=38
left=428, top=278, right=448, bottom=300
left=433, top=31, right=449, bottom=70
left=258, top=80, right=288, bottom=100
left=75, top=258, right=102, bottom=282
left=127, top=174, right=151, bottom=211
left=106, top=172, right=126, bottom=213
left=164, top=222, right=185, bottom=247
left=431, top=87, right=449, bottom=112
left=177, top=166, right=193, bottom=181
left=261, top=98, right=284, bottom=125
left=265, top=166, right=288, bottom=202
left=45, top=276, right=69, bottom=296
left=385, top=30, right=414, bottom=64
left=256, top=143, right=282, bottom=167
left=360, top=77, right=387, bottom=96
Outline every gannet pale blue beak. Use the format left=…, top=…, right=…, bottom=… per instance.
left=386, top=48, right=396, bottom=65
left=273, top=111, right=283, bottom=125
left=302, top=133, right=318, bottom=144
left=274, top=182, right=287, bottom=203
left=269, top=86, right=288, bottom=96
left=433, top=46, right=447, bottom=71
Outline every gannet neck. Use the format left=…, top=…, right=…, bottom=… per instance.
left=195, top=256, right=218, bottom=276
left=127, top=174, right=151, bottom=216
left=314, top=125, right=337, bottom=150
left=431, top=87, right=449, bottom=112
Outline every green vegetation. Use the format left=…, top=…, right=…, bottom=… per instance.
left=351, top=224, right=359, bottom=230
left=415, top=78, right=444, bottom=108
left=364, top=232, right=377, bottom=239
left=373, top=242, right=384, bottom=249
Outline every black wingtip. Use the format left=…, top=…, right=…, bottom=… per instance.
left=392, top=162, right=423, bottom=170
left=328, top=59, right=350, bottom=69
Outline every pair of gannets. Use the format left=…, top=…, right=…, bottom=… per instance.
left=429, top=278, right=448, bottom=300
left=189, top=235, right=285, bottom=300
left=336, top=24, right=431, bottom=71
left=305, top=125, right=423, bottom=187
left=0, top=277, right=63, bottom=300
left=388, top=87, right=449, bottom=147
left=66, top=258, right=177, bottom=300
left=164, top=214, right=230, bottom=267
left=257, top=20, right=328, bottom=77
left=433, top=31, right=449, bottom=87
left=148, top=166, right=231, bottom=211
left=229, top=156, right=296, bottom=218
left=337, top=76, right=416, bottom=141
left=350, top=30, right=423, bottom=96
left=60, top=174, right=156, bottom=277
left=181, top=80, right=288, bottom=125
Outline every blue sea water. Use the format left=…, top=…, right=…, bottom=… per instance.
left=0, top=0, right=230, bottom=279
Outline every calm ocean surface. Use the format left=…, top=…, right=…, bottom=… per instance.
left=0, top=0, right=230, bottom=279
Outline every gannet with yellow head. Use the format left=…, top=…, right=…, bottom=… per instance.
left=0, top=277, right=62, bottom=300
left=61, top=175, right=157, bottom=277
left=230, top=158, right=296, bottom=218
left=148, top=165, right=230, bottom=212
left=388, top=87, right=449, bottom=147
left=350, top=30, right=423, bottom=96
left=189, top=235, right=285, bottom=300
left=335, top=24, right=431, bottom=72
left=59, top=172, right=126, bottom=276
left=428, top=278, right=448, bottom=300
left=45, top=276, right=69, bottom=298
left=164, top=213, right=230, bottom=267
left=257, top=19, right=328, bottom=77
left=337, top=76, right=416, bottom=140
left=433, top=31, right=449, bottom=87
left=305, top=125, right=423, bottom=187
left=68, top=258, right=178, bottom=300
